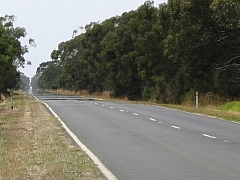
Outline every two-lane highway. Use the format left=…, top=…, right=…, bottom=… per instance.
left=34, top=93, right=240, bottom=180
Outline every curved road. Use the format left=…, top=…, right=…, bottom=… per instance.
left=34, top=93, right=240, bottom=180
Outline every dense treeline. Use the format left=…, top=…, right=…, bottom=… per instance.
left=19, top=73, right=30, bottom=91
left=31, top=74, right=40, bottom=92
left=37, top=0, right=240, bottom=103
left=0, top=15, right=34, bottom=95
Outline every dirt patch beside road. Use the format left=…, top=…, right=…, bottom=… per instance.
left=0, top=92, right=105, bottom=180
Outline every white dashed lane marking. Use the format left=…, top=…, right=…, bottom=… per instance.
left=202, top=134, right=217, bottom=139
left=171, top=126, right=181, bottom=129
left=149, top=118, right=157, bottom=122
left=92, top=103, right=224, bottom=141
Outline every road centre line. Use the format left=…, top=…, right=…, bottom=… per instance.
left=120, top=110, right=124, bottom=112
left=202, top=134, right=217, bottom=139
left=149, top=118, right=157, bottom=122
left=133, top=113, right=138, bottom=116
left=171, top=126, right=181, bottom=129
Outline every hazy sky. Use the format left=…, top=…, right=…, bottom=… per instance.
left=1, top=0, right=167, bottom=78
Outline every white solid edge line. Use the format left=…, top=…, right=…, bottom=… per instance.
left=33, top=95, right=118, bottom=180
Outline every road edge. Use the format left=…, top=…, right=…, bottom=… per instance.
left=32, top=95, right=118, bottom=180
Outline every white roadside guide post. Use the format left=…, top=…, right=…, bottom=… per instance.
left=10, top=93, right=13, bottom=109
left=196, top=91, right=199, bottom=109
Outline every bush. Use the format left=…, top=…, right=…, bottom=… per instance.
left=181, top=91, right=227, bottom=107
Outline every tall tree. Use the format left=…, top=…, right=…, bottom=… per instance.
left=36, top=0, right=240, bottom=103
left=211, top=0, right=240, bottom=96
left=0, top=15, right=35, bottom=93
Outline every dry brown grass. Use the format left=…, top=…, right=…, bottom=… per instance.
left=181, top=92, right=227, bottom=107
left=50, top=89, right=112, bottom=99
left=0, top=92, right=105, bottom=180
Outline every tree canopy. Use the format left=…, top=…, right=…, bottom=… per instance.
left=37, top=0, right=240, bottom=103
left=0, top=15, right=34, bottom=93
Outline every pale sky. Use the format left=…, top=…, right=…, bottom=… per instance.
left=1, top=0, right=167, bottom=78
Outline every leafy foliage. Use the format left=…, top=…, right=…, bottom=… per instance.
left=37, top=0, right=240, bottom=103
left=18, top=73, right=30, bottom=91
left=0, top=15, right=34, bottom=93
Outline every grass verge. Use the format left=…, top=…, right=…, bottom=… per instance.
left=160, top=104, right=240, bottom=122
left=0, top=92, right=105, bottom=180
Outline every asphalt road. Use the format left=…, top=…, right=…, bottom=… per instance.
left=34, top=93, right=240, bottom=180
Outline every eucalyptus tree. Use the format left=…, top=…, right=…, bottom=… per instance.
left=37, top=0, right=240, bottom=102
left=38, top=62, right=61, bottom=89
left=0, top=15, right=34, bottom=93
left=210, top=0, right=240, bottom=96
left=161, top=0, right=223, bottom=101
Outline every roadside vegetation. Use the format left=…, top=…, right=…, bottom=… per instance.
left=219, top=101, right=240, bottom=113
left=161, top=103, right=240, bottom=123
left=30, top=0, right=240, bottom=122
left=0, top=92, right=105, bottom=180
left=35, top=0, right=240, bottom=104
left=0, top=15, right=35, bottom=95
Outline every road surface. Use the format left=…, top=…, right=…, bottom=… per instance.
left=34, top=93, right=240, bottom=180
